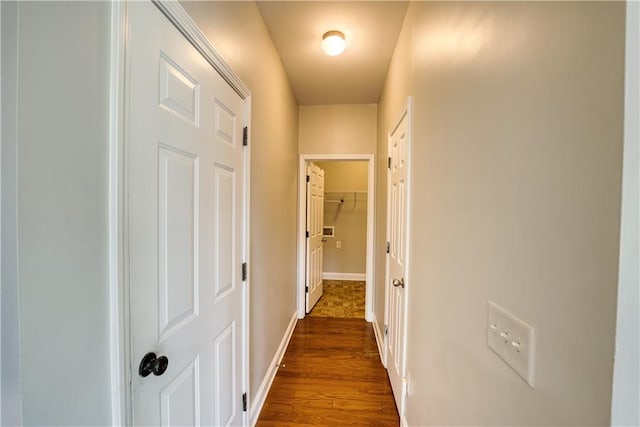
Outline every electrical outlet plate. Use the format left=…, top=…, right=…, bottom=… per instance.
left=487, top=301, right=536, bottom=387
left=405, top=368, right=411, bottom=396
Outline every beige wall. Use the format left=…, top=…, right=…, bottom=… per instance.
left=181, top=1, right=299, bottom=404
left=317, top=161, right=368, bottom=275
left=377, top=2, right=625, bottom=425
left=317, top=161, right=368, bottom=193
left=299, top=104, right=377, bottom=154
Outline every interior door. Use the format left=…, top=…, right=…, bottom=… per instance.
left=385, top=105, right=410, bottom=414
left=306, top=162, right=325, bottom=312
left=128, top=3, right=246, bottom=425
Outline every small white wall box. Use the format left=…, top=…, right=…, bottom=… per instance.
left=322, top=226, right=335, bottom=237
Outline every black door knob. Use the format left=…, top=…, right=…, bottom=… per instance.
left=139, top=352, right=169, bottom=377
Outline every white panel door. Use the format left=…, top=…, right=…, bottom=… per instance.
left=306, top=163, right=325, bottom=312
left=385, top=104, right=410, bottom=414
left=127, top=3, right=246, bottom=425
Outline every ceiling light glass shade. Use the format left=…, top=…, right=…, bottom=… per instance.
left=321, top=31, right=346, bottom=56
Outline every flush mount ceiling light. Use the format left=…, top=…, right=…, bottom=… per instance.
left=321, top=30, right=346, bottom=56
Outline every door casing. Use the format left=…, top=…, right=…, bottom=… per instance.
left=108, top=1, right=252, bottom=423
left=297, top=154, right=376, bottom=321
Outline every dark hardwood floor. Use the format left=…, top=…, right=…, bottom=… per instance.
left=256, top=317, right=399, bottom=427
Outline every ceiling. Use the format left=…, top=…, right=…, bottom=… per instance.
left=256, top=1, right=409, bottom=105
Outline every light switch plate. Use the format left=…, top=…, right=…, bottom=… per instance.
left=487, top=301, right=536, bottom=387
left=404, top=368, right=411, bottom=396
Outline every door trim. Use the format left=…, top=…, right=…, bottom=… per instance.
left=297, top=154, right=376, bottom=321
left=151, top=0, right=249, bottom=98
left=108, top=1, right=127, bottom=423
left=109, top=1, right=252, bottom=423
left=611, top=2, right=640, bottom=423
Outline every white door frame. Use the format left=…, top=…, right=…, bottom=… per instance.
left=108, top=1, right=252, bottom=423
left=297, top=154, right=376, bottom=321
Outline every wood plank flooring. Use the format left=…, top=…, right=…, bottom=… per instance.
left=256, top=317, right=399, bottom=427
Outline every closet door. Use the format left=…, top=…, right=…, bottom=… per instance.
left=127, top=2, right=247, bottom=425
left=306, top=162, right=325, bottom=312
left=385, top=100, right=411, bottom=415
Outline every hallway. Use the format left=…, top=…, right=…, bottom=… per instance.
left=256, top=317, right=399, bottom=426
left=2, top=1, right=636, bottom=425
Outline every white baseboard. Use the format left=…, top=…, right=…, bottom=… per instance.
left=371, top=312, right=385, bottom=367
left=322, top=272, right=366, bottom=281
left=249, top=311, right=298, bottom=426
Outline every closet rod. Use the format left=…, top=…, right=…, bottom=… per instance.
left=325, top=198, right=344, bottom=204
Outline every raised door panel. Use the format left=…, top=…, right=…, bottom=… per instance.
left=213, top=164, right=236, bottom=302
left=158, top=146, right=199, bottom=341
left=214, top=99, right=237, bottom=148
left=160, top=358, right=201, bottom=426
left=213, top=322, right=237, bottom=426
left=159, top=52, right=200, bottom=126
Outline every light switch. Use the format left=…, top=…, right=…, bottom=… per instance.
left=487, top=301, right=536, bottom=387
left=336, top=240, right=342, bottom=249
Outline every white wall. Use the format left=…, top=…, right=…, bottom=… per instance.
left=9, top=2, right=113, bottom=425
left=611, top=1, right=640, bottom=425
left=181, top=1, right=300, bottom=404
left=378, top=2, right=625, bottom=425
left=1, top=2, right=22, bottom=425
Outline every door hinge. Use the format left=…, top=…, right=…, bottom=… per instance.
left=242, top=262, right=247, bottom=281
left=306, top=174, right=310, bottom=183
left=306, top=231, right=309, bottom=238
left=305, top=286, right=309, bottom=293
left=386, top=241, right=390, bottom=254
left=242, top=126, right=248, bottom=146
left=384, top=325, right=388, bottom=336
left=242, top=392, right=247, bottom=412
left=388, top=156, right=391, bottom=169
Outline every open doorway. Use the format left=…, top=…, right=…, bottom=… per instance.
left=297, top=154, right=375, bottom=322
left=309, top=160, right=368, bottom=318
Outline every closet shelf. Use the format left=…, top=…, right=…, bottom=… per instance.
left=324, top=191, right=368, bottom=206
